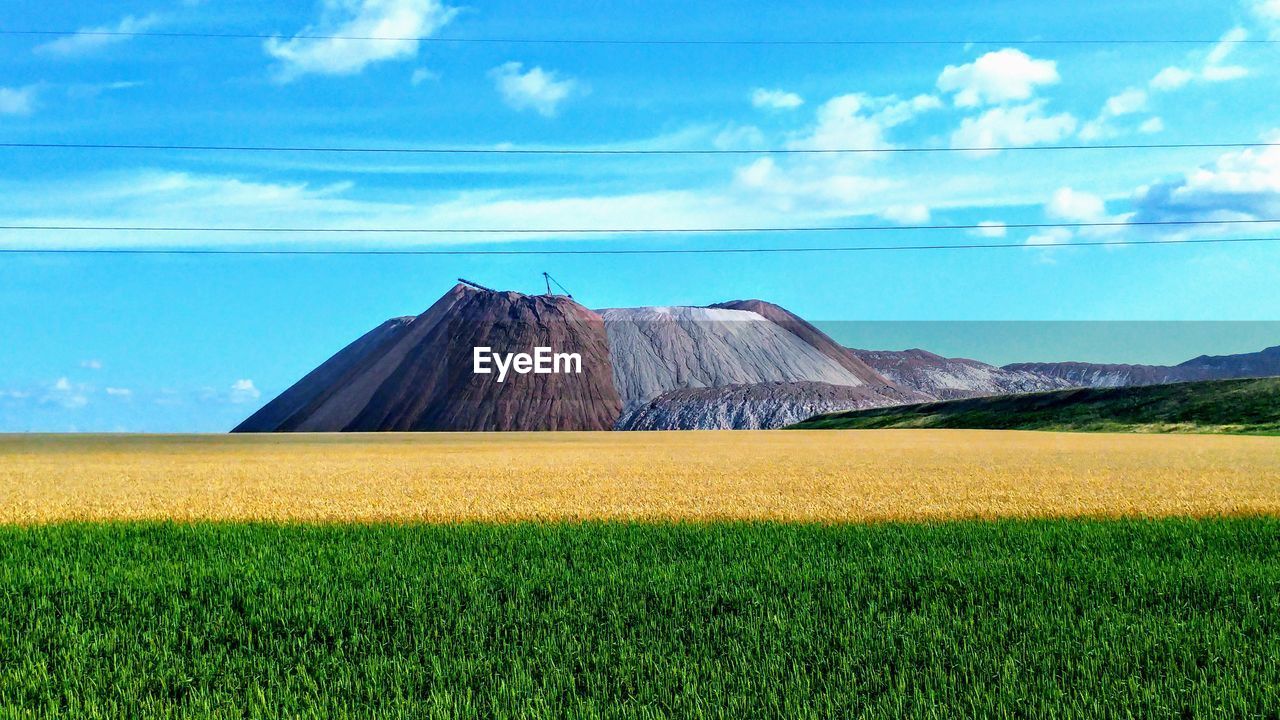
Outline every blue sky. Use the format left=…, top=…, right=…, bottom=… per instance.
left=2, top=0, right=1280, bottom=431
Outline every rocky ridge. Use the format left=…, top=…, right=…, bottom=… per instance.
left=852, top=348, right=1072, bottom=400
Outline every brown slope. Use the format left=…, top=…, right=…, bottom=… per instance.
left=232, top=315, right=417, bottom=433
left=708, top=299, right=893, bottom=385
left=239, top=284, right=622, bottom=432
left=283, top=284, right=474, bottom=431
left=350, top=287, right=621, bottom=431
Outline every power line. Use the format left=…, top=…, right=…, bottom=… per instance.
left=1, top=236, right=1277, bottom=256
left=1, top=218, right=1277, bottom=235
left=1, top=29, right=1275, bottom=46
left=2, top=140, right=1277, bottom=156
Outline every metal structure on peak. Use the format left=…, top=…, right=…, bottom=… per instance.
left=542, top=272, right=574, bottom=299
left=457, top=277, right=497, bottom=293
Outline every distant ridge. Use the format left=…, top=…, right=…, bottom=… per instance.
left=791, top=377, right=1280, bottom=435
left=851, top=348, right=1071, bottom=400
left=1005, top=345, right=1280, bottom=388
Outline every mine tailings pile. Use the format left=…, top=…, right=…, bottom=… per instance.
left=236, top=282, right=1280, bottom=432
left=234, top=284, right=621, bottom=432
left=235, top=283, right=914, bottom=432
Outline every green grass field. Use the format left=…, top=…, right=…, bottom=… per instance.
left=792, top=376, right=1280, bottom=434
left=1, top=520, right=1277, bottom=718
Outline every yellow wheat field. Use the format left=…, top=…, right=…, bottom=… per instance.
left=1, top=430, right=1278, bottom=524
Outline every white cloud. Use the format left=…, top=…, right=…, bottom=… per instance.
left=722, top=93, right=945, bottom=214
left=1201, top=64, right=1249, bottom=82
left=1253, top=0, right=1280, bottom=19
left=1032, top=187, right=1127, bottom=253
left=410, top=67, right=439, bottom=85
left=430, top=187, right=783, bottom=235
left=94, top=171, right=353, bottom=211
left=1044, top=186, right=1132, bottom=244
left=973, top=221, right=1007, bottom=238
left=1139, top=117, right=1165, bottom=134
left=792, top=95, right=891, bottom=150
left=875, top=94, right=944, bottom=125
left=1047, top=187, right=1107, bottom=222
left=2, top=167, right=789, bottom=249
left=66, top=81, right=145, bottom=100
left=937, top=49, right=1059, bottom=107
left=880, top=204, right=930, bottom=224
left=1023, top=226, right=1074, bottom=263
left=732, top=155, right=900, bottom=214
left=937, top=51, right=1075, bottom=152
left=44, top=377, right=89, bottom=409
left=1149, top=28, right=1249, bottom=92
left=1079, top=88, right=1151, bottom=141
left=732, top=148, right=901, bottom=212
left=229, top=379, right=261, bottom=404
left=1077, top=121, right=1108, bottom=142
left=735, top=157, right=780, bottom=188
left=1253, top=0, right=1280, bottom=35
left=80, top=359, right=103, bottom=370
left=1103, top=88, right=1148, bottom=117
left=36, top=14, right=161, bottom=56
left=0, top=86, right=37, bottom=115
left=489, top=62, right=578, bottom=117
left=1206, top=27, right=1246, bottom=66
left=751, top=88, right=804, bottom=110
left=265, top=0, right=457, bottom=81
left=950, top=101, right=1077, bottom=151
left=1026, top=227, right=1073, bottom=246
left=105, top=387, right=133, bottom=398
left=1133, top=140, right=1280, bottom=222
left=713, top=124, right=765, bottom=150
left=0, top=171, right=399, bottom=250
left=1150, top=67, right=1194, bottom=91
left=788, top=93, right=940, bottom=151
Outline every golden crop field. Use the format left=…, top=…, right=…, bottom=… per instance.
left=1, top=430, right=1278, bottom=524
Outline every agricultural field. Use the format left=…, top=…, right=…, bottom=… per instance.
left=1, top=520, right=1278, bottom=718
left=2, top=430, right=1279, bottom=717
left=2, top=430, right=1279, bottom=523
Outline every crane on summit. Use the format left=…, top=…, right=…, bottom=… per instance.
left=542, top=272, right=574, bottom=299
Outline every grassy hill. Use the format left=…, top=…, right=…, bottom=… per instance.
left=791, top=377, right=1280, bottom=435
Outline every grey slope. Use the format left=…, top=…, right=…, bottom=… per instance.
left=617, top=381, right=926, bottom=431
left=600, top=306, right=875, bottom=413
